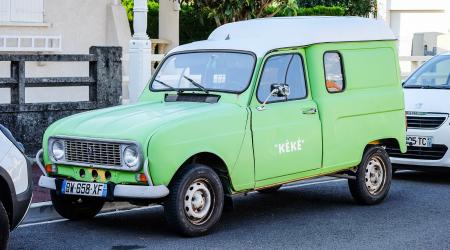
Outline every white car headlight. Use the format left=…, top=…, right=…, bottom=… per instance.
left=51, top=140, right=65, bottom=161
left=123, top=145, right=140, bottom=168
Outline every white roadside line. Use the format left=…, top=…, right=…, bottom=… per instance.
left=19, top=218, right=68, bottom=228
left=19, top=205, right=160, bottom=228
left=19, top=178, right=346, bottom=228
left=30, top=201, right=52, bottom=209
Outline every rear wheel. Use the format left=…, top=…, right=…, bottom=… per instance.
left=348, top=146, right=392, bottom=205
left=164, top=164, right=224, bottom=236
left=257, top=185, right=282, bottom=194
left=51, top=191, right=104, bottom=220
left=0, top=201, right=9, bottom=250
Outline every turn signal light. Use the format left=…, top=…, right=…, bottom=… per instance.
left=135, top=173, right=147, bottom=183
left=45, top=164, right=57, bottom=173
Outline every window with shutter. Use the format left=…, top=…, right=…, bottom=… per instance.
left=0, top=0, right=43, bottom=23
left=0, top=0, right=11, bottom=22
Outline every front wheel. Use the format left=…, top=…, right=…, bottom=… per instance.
left=51, top=191, right=105, bottom=220
left=164, top=164, right=224, bottom=237
left=0, top=201, right=9, bottom=250
left=348, top=146, right=392, bottom=205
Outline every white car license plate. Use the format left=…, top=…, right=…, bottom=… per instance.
left=406, top=135, right=433, bottom=147
left=62, top=180, right=107, bottom=197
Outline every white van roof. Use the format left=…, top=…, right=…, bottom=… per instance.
left=170, top=16, right=396, bottom=57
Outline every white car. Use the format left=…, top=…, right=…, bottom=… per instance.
left=388, top=52, right=450, bottom=169
left=0, top=125, right=33, bottom=249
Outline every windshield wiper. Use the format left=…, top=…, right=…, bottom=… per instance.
left=182, top=75, right=209, bottom=94
left=154, top=79, right=179, bottom=92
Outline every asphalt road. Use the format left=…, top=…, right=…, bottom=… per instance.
left=8, top=171, right=450, bottom=250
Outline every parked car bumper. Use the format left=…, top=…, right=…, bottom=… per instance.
left=389, top=122, right=450, bottom=168
left=38, top=175, right=169, bottom=199
left=35, top=149, right=170, bottom=200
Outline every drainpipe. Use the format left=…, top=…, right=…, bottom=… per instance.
left=128, top=0, right=151, bottom=103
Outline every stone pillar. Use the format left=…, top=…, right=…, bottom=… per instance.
left=159, top=0, right=180, bottom=50
left=128, top=0, right=151, bottom=103
left=376, top=0, right=390, bottom=25
left=90, top=46, right=123, bottom=108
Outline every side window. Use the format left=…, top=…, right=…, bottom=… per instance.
left=324, top=52, right=345, bottom=93
left=257, top=54, right=307, bottom=103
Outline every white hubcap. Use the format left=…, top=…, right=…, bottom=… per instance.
left=184, top=179, right=213, bottom=225
left=365, top=156, right=386, bottom=195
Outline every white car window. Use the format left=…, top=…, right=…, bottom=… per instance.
left=404, top=55, right=450, bottom=89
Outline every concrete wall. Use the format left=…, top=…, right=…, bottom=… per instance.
left=377, top=0, right=450, bottom=74
left=0, top=0, right=131, bottom=103
left=158, top=0, right=179, bottom=50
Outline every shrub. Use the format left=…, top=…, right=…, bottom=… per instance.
left=122, top=1, right=346, bottom=44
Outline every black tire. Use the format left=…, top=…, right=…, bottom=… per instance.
left=50, top=191, right=104, bottom=220
left=0, top=201, right=9, bottom=250
left=348, top=146, right=392, bottom=205
left=164, top=164, right=224, bottom=237
left=257, top=185, right=282, bottom=194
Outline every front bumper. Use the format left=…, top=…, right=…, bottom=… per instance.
left=36, top=149, right=169, bottom=200
left=390, top=124, right=450, bottom=167
left=38, top=176, right=169, bottom=199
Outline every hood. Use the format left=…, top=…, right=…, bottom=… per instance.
left=45, top=101, right=229, bottom=147
left=404, top=88, right=450, bottom=114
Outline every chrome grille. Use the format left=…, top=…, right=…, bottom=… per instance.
left=386, top=144, right=448, bottom=160
left=407, top=115, right=447, bottom=129
left=65, top=139, right=122, bottom=167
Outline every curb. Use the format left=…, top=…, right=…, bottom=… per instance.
left=23, top=202, right=137, bottom=224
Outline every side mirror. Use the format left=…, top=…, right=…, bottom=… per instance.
left=257, top=83, right=290, bottom=111
left=271, top=83, right=290, bottom=97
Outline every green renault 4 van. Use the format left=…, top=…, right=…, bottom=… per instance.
left=37, top=17, right=406, bottom=236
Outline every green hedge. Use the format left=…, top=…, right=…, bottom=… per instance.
left=297, top=5, right=345, bottom=16
left=122, top=1, right=345, bottom=44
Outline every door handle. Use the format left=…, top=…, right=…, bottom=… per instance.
left=302, top=108, right=317, bottom=115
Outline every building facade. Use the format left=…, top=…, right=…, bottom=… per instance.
left=377, top=0, right=450, bottom=75
left=0, top=0, right=131, bottom=103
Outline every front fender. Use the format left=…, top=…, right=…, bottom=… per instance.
left=147, top=104, right=249, bottom=187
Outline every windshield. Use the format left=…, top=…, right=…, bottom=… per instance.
left=150, top=52, right=255, bottom=93
left=404, top=55, right=450, bottom=89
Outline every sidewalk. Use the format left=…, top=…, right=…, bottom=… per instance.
left=31, top=163, right=50, bottom=203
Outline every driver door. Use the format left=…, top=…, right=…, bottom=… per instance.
left=251, top=51, right=322, bottom=181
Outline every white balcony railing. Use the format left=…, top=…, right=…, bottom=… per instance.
left=0, top=35, right=62, bottom=52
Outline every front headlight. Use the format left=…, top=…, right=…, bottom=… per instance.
left=123, top=145, right=140, bottom=168
left=51, top=140, right=65, bottom=161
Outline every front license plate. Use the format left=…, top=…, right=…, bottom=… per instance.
left=61, top=180, right=107, bottom=197
left=406, top=135, right=433, bottom=147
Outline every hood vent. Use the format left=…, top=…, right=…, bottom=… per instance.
left=165, top=93, right=220, bottom=103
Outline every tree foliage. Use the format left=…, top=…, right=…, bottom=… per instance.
left=190, top=0, right=299, bottom=26
left=296, top=0, right=376, bottom=16
left=121, top=0, right=348, bottom=44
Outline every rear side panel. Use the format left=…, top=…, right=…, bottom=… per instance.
left=306, top=41, right=406, bottom=169
left=0, top=132, right=29, bottom=195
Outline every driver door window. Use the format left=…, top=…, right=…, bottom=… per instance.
left=257, top=54, right=307, bottom=103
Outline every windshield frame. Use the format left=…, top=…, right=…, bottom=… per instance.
left=149, top=49, right=257, bottom=94
left=403, top=55, right=450, bottom=89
